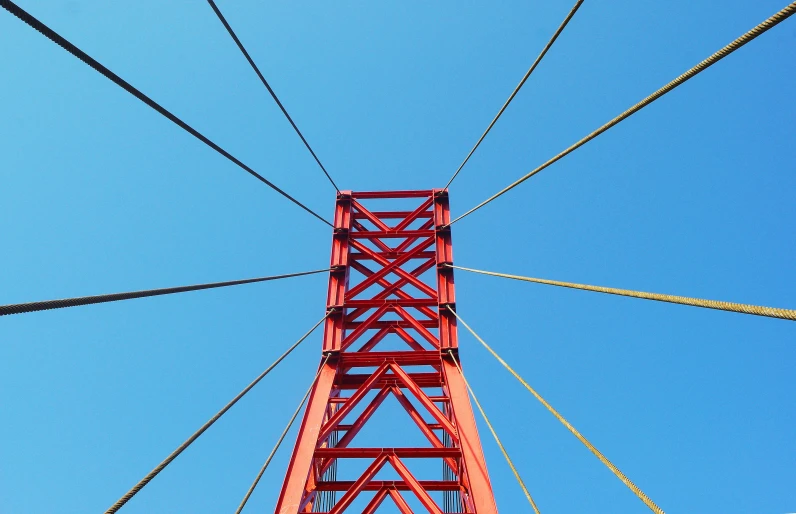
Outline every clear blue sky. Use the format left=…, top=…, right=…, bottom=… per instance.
left=1, top=1, right=794, bottom=513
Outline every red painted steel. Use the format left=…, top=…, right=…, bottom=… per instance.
left=275, top=190, right=498, bottom=513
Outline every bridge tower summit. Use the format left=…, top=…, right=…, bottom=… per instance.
left=275, top=190, right=499, bottom=513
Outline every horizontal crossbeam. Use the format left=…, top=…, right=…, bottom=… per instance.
left=314, top=448, right=461, bottom=458
left=315, top=481, right=461, bottom=491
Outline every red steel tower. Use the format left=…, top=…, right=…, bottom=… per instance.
left=275, top=190, right=498, bottom=513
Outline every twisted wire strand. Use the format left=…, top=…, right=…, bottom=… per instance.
left=0, top=269, right=329, bottom=317
left=448, top=307, right=665, bottom=514
left=0, top=0, right=332, bottom=227
left=103, top=313, right=330, bottom=514
left=444, top=0, right=585, bottom=189
left=449, top=265, right=796, bottom=321
left=448, top=350, right=541, bottom=514
left=450, top=2, right=796, bottom=224
left=206, top=0, right=341, bottom=193
left=235, top=353, right=331, bottom=514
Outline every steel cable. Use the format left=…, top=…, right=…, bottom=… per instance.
left=448, top=307, right=665, bottom=514
left=235, top=353, right=331, bottom=514
left=448, top=350, right=541, bottom=514
left=442, top=430, right=451, bottom=512
left=444, top=0, right=585, bottom=189
left=320, top=428, right=340, bottom=511
left=207, top=0, right=341, bottom=193
left=449, top=265, right=796, bottom=321
left=450, top=2, right=796, bottom=225
left=0, top=269, right=329, bottom=317
left=103, top=312, right=330, bottom=514
left=0, top=0, right=332, bottom=227
left=312, top=417, right=338, bottom=512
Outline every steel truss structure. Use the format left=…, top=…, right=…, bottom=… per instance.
left=275, top=190, right=498, bottom=513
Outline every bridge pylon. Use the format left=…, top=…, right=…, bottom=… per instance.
left=275, top=190, right=498, bottom=513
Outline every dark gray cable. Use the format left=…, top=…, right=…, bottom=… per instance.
left=207, top=0, right=341, bottom=193
left=0, top=0, right=332, bottom=226
left=0, top=269, right=329, bottom=317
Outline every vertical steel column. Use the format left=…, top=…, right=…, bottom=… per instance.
left=275, top=190, right=498, bottom=513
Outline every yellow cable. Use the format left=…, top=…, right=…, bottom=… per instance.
left=449, top=2, right=796, bottom=225
left=451, top=265, right=796, bottom=321
left=448, top=350, right=542, bottom=514
left=235, top=354, right=331, bottom=514
left=444, top=0, right=586, bottom=189
left=448, top=307, right=665, bottom=514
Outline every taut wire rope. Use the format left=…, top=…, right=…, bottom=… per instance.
left=449, top=2, right=796, bottom=225
left=0, top=269, right=330, bottom=317
left=448, top=350, right=541, bottom=514
left=235, top=353, right=331, bottom=513
left=449, top=265, right=796, bottom=321
left=448, top=306, right=665, bottom=514
left=206, top=0, right=341, bottom=193
left=444, top=0, right=585, bottom=189
left=0, top=0, right=332, bottom=227
left=103, top=312, right=331, bottom=514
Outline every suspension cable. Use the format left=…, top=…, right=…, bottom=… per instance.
left=0, top=0, right=332, bottom=227
left=235, top=353, right=330, bottom=514
left=449, top=265, right=796, bottom=321
left=449, top=2, right=796, bottom=225
left=0, top=269, right=329, bottom=317
left=448, top=350, right=541, bottom=514
left=103, top=312, right=330, bottom=514
left=206, top=0, right=341, bottom=193
left=448, top=307, right=665, bottom=514
left=444, top=0, right=585, bottom=190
